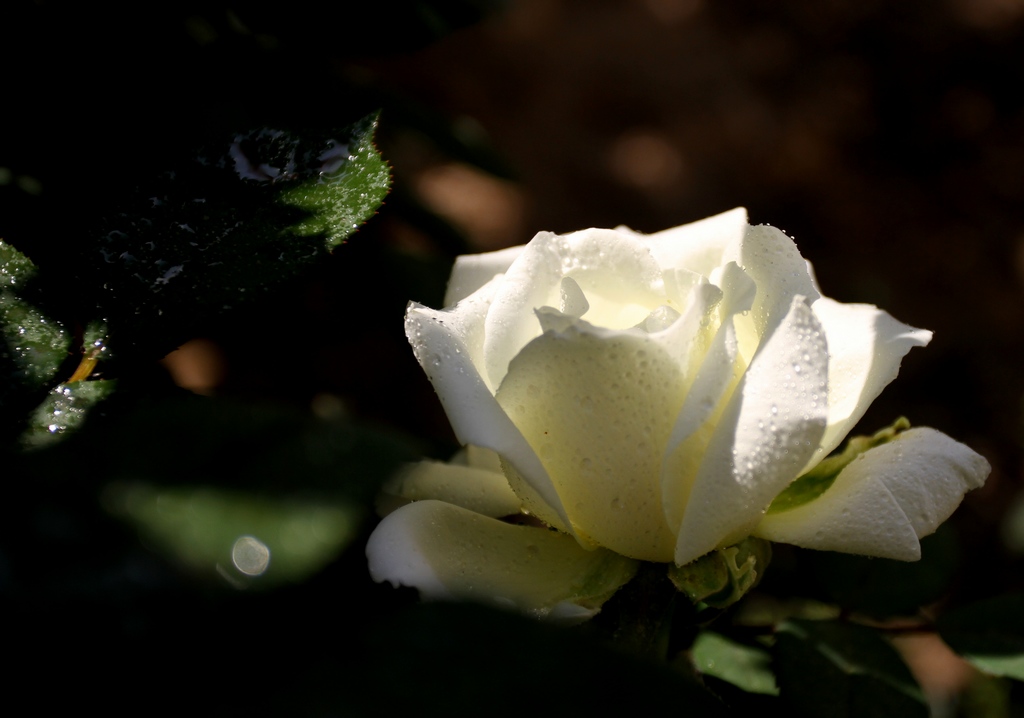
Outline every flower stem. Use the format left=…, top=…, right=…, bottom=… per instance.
left=589, top=561, right=680, bottom=660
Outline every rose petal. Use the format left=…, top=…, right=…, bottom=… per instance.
left=559, top=276, right=590, bottom=318
left=366, top=500, right=639, bottom=621
left=643, top=207, right=750, bottom=279
left=661, top=319, right=740, bottom=534
left=406, top=300, right=574, bottom=534
left=496, top=324, right=687, bottom=562
left=445, top=245, right=525, bottom=306
left=480, top=232, right=567, bottom=389
left=483, top=228, right=665, bottom=389
left=726, top=224, right=821, bottom=345
left=660, top=265, right=754, bottom=533
left=378, top=460, right=522, bottom=518
left=450, top=444, right=505, bottom=473
left=754, top=428, right=990, bottom=559
left=808, top=298, right=932, bottom=467
left=675, top=295, right=829, bottom=565
left=645, top=278, right=722, bottom=364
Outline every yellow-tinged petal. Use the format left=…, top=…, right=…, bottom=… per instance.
left=675, top=295, right=829, bottom=565
left=377, top=460, right=522, bottom=518
left=366, top=500, right=639, bottom=620
left=496, top=326, right=686, bottom=562
left=481, top=228, right=665, bottom=389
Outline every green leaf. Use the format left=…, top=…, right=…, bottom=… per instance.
left=768, top=418, right=911, bottom=514
left=80, top=114, right=390, bottom=358
left=0, top=241, right=70, bottom=401
left=693, top=631, right=779, bottom=695
left=938, top=594, right=1024, bottom=679
left=106, top=482, right=361, bottom=587
left=20, top=379, right=117, bottom=449
left=774, top=619, right=927, bottom=718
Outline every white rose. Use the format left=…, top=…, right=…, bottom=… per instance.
left=368, top=208, right=989, bottom=618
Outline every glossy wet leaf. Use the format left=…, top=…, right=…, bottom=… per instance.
left=938, top=594, right=1024, bottom=679
left=0, top=241, right=69, bottom=406
left=693, top=631, right=779, bottom=695
left=80, top=114, right=390, bottom=359
left=774, top=619, right=927, bottom=718
left=106, top=482, right=361, bottom=587
left=21, top=379, right=117, bottom=449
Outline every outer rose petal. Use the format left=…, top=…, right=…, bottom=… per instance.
left=366, top=500, right=639, bottom=621
left=406, top=300, right=574, bottom=534
left=754, top=428, right=990, bottom=560
left=377, top=460, right=522, bottom=518
left=445, top=245, right=525, bottom=306
left=675, top=295, right=829, bottom=565
left=809, top=298, right=932, bottom=467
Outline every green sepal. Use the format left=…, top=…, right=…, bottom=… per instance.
left=767, top=417, right=911, bottom=515
left=668, top=536, right=772, bottom=609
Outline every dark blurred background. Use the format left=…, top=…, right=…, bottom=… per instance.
left=2, top=0, right=1023, bottom=712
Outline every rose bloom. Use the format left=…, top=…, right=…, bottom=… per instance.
left=368, top=208, right=989, bottom=619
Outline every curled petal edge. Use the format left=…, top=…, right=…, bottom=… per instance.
left=754, top=427, right=990, bottom=560
left=406, top=303, right=574, bottom=535
left=808, top=298, right=932, bottom=469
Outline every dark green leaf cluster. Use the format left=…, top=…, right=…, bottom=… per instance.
left=74, top=115, right=389, bottom=360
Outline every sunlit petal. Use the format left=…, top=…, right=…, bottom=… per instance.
left=675, top=295, right=829, bottom=565
left=726, top=224, right=821, bottom=345
left=366, top=500, right=639, bottom=620
left=809, top=298, right=932, bottom=467
left=496, top=324, right=686, bottom=561
left=643, top=207, right=749, bottom=279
